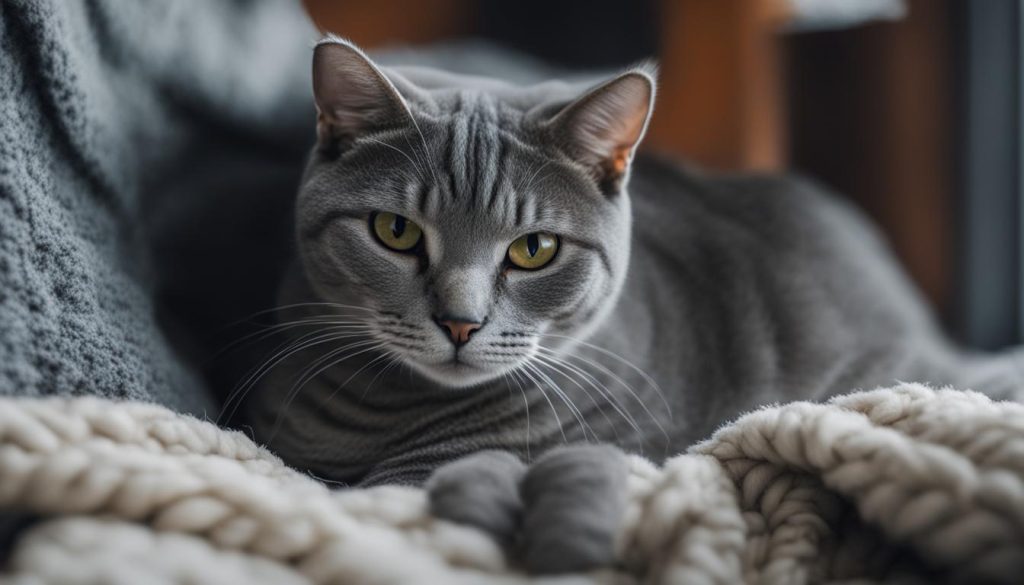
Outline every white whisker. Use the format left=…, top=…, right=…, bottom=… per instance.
left=544, top=334, right=672, bottom=418
left=360, top=352, right=403, bottom=402
left=533, top=353, right=627, bottom=448
left=215, top=318, right=373, bottom=358
left=225, top=301, right=376, bottom=328
left=507, top=369, right=532, bottom=462
left=329, top=349, right=398, bottom=401
left=534, top=351, right=642, bottom=437
left=516, top=364, right=567, bottom=445
left=268, top=340, right=388, bottom=441
left=363, top=137, right=426, bottom=182
left=525, top=360, right=593, bottom=442
left=538, top=345, right=670, bottom=453
left=406, top=114, right=440, bottom=186
left=219, top=328, right=371, bottom=424
left=520, top=159, right=552, bottom=195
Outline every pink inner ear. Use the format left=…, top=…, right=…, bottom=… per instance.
left=316, top=112, right=334, bottom=144
left=605, top=105, right=650, bottom=174
left=553, top=71, right=654, bottom=182
left=611, top=146, right=632, bottom=176
left=312, top=39, right=411, bottom=146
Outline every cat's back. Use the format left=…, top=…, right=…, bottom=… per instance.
left=628, top=155, right=926, bottom=317
left=629, top=155, right=889, bottom=266
left=614, top=155, right=947, bottom=414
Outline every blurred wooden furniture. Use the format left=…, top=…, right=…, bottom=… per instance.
left=645, top=0, right=791, bottom=170
left=787, top=0, right=954, bottom=317
left=302, top=0, right=789, bottom=171
left=302, top=0, right=473, bottom=46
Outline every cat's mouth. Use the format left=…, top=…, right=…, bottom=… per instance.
left=430, top=358, right=487, bottom=377
left=376, top=322, right=538, bottom=389
left=406, top=356, right=504, bottom=389
left=440, top=358, right=480, bottom=370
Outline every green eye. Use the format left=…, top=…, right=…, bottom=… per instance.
left=507, top=233, right=559, bottom=270
left=372, top=212, right=422, bottom=252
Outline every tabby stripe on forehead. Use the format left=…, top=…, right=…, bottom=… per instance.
left=477, top=112, right=495, bottom=210
left=443, top=122, right=458, bottom=201
left=472, top=111, right=485, bottom=202
left=461, top=117, right=473, bottom=200
left=458, top=110, right=472, bottom=199
left=485, top=120, right=505, bottom=212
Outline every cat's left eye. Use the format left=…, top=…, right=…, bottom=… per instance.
left=371, top=212, right=422, bottom=252
left=507, top=233, right=559, bottom=270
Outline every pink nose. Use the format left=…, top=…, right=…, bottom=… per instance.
left=437, top=319, right=482, bottom=346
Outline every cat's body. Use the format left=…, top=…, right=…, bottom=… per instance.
left=245, top=152, right=1015, bottom=486
left=238, top=40, right=1024, bottom=571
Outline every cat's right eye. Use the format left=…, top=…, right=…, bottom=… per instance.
left=371, top=212, right=423, bottom=252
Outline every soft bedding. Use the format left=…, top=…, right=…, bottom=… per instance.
left=1, top=384, right=1021, bottom=584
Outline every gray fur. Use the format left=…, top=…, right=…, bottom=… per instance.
left=426, top=450, right=525, bottom=547
left=518, top=444, right=627, bottom=573
left=241, top=38, right=1024, bottom=573
left=425, top=444, right=627, bottom=573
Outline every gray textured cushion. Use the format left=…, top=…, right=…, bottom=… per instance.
left=0, top=0, right=316, bottom=413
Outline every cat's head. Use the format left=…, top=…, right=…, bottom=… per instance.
left=296, top=37, right=655, bottom=388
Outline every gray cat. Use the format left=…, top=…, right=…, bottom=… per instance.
left=241, top=37, right=1024, bottom=573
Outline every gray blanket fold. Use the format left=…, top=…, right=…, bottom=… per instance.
left=0, top=0, right=317, bottom=413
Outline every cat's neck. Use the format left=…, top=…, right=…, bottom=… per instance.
left=247, top=345, right=570, bottom=484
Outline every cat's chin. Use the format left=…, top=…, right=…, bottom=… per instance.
left=407, top=360, right=506, bottom=389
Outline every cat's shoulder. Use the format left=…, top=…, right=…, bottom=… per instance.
left=632, top=156, right=873, bottom=227
left=631, top=155, right=828, bottom=207
left=629, top=154, right=888, bottom=254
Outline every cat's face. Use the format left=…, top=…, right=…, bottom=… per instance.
left=296, top=38, right=654, bottom=388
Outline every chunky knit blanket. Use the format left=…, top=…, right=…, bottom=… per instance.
left=0, top=383, right=1020, bottom=584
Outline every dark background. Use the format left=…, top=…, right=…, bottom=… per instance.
left=303, top=0, right=1024, bottom=350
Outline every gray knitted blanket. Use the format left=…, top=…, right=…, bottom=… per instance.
left=0, top=0, right=316, bottom=414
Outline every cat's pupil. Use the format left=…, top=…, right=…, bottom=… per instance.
left=391, top=215, right=406, bottom=238
left=527, top=234, right=539, bottom=257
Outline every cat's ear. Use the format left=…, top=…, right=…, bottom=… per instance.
left=312, top=36, right=412, bottom=151
left=548, top=66, right=656, bottom=194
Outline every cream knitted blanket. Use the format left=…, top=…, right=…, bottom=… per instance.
left=0, top=383, right=1020, bottom=584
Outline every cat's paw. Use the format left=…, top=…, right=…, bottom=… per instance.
left=426, top=450, right=526, bottom=547
left=427, top=444, right=628, bottom=575
left=519, top=444, right=628, bottom=574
